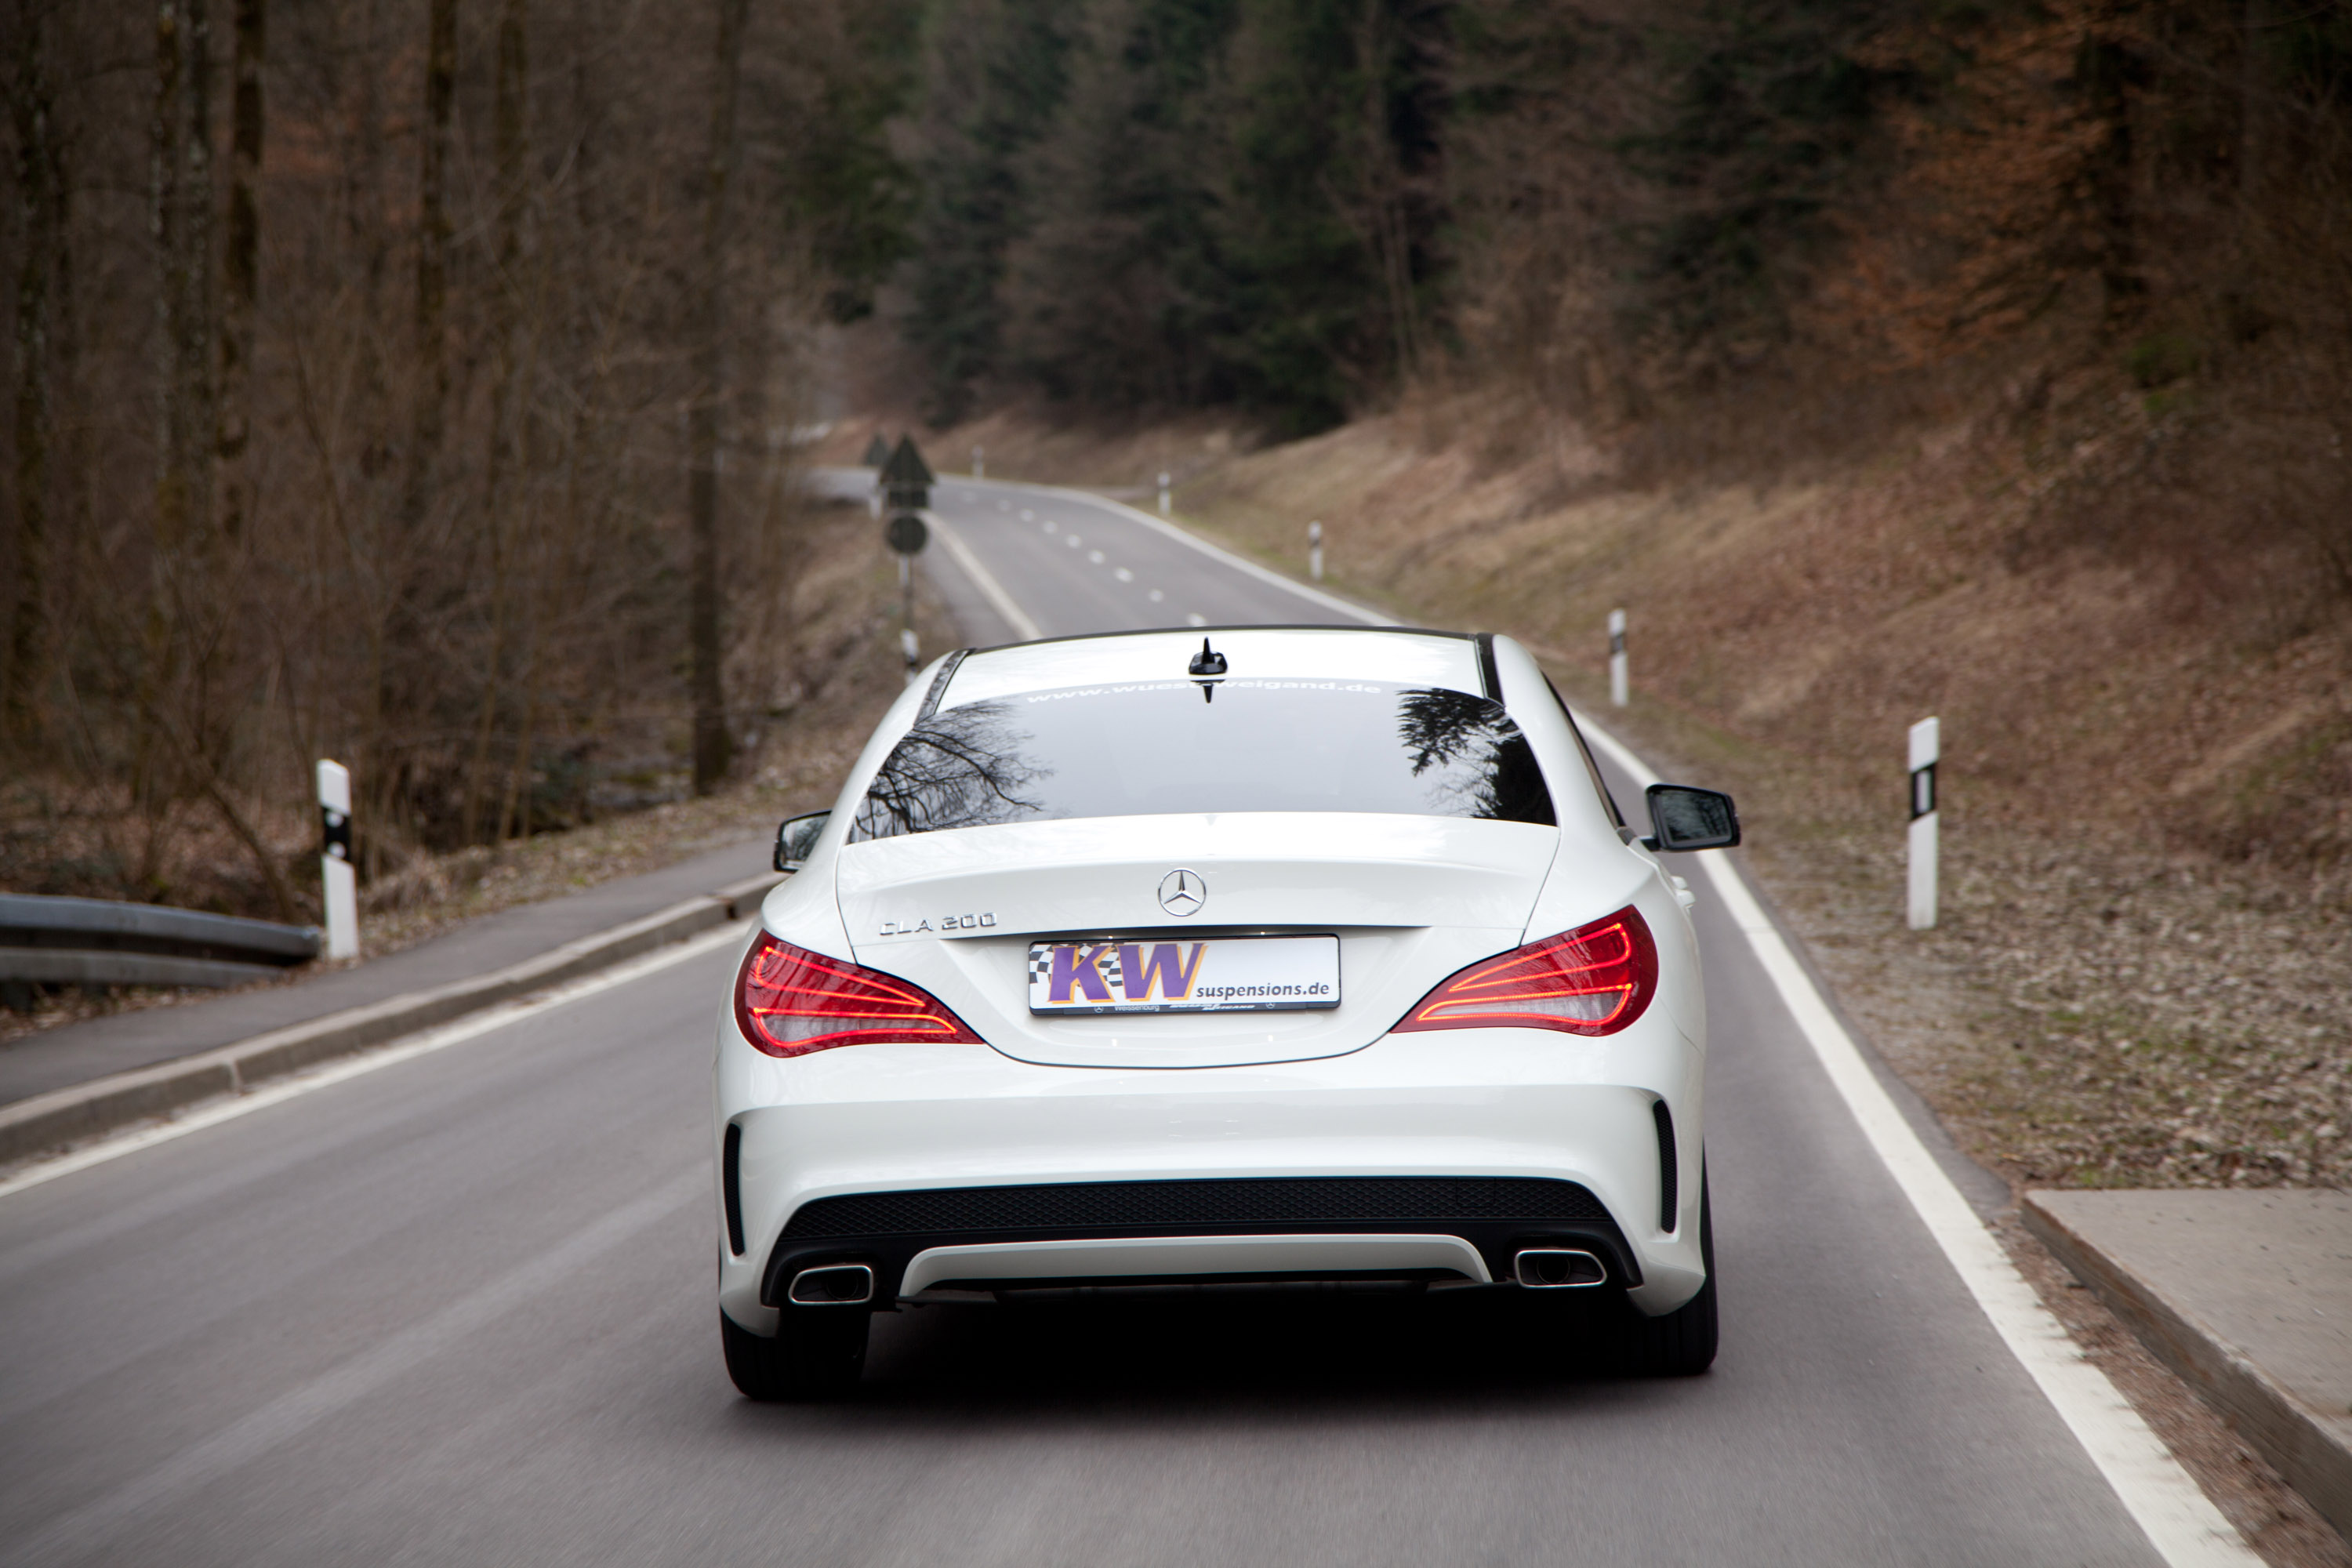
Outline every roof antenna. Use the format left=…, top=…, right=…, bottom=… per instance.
left=1188, top=637, right=1228, bottom=677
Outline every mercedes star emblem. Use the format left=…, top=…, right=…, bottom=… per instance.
left=1157, top=869, right=1206, bottom=917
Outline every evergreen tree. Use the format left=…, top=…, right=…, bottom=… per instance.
left=903, top=0, right=1083, bottom=423
left=1004, top=0, right=1243, bottom=408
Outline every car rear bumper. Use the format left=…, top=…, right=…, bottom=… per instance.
left=755, top=1174, right=1642, bottom=1307
left=717, top=1027, right=1705, bottom=1330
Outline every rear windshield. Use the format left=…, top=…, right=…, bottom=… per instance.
left=849, top=679, right=1555, bottom=841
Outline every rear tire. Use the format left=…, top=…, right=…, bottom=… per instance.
left=1627, top=1171, right=1716, bottom=1377
left=721, top=1307, right=869, bottom=1400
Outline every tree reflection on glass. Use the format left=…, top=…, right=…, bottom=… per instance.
left=851, top=702, right=1050, bottom=840
left=1395, top=688, right=1556, bottom=825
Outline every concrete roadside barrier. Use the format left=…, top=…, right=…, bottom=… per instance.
left=0, top=871, right=778, bottom=1170
left=2024, top=1188, right=2352, bottom=1544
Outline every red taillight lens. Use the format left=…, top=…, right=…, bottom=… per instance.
left=1392, top=906, right=1659, bottom=1036
left=734, top=931, right=983, bottom=1058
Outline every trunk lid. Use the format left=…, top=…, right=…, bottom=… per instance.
left=838, top=813, right=1554, bottom=1069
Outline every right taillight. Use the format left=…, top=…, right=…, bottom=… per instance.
left=734, top=931, right=983, bottom=1058
left=1392, top=906, right=1658, bottom=1036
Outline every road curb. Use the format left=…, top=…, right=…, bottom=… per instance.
left=2022, top=1192, right=2352, bottom=1544
left=0, top=871, right=779, bottom=1171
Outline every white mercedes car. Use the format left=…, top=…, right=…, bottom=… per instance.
left=715, top=626, right=1739, bottom=1398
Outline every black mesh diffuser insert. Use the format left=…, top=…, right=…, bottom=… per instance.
left=781, top=1175, right=1610, bottom=1240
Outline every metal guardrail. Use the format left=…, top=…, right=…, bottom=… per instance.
left=0, top=894, right=321, bottom=993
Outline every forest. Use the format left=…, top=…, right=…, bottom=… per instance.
left=901, top=0, right=2352, bottom=448
left=5, top=0, right=2350, bottom=916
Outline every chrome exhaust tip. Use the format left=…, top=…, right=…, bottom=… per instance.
left=787, top=1263, right=876, bottom=1305
left=1514, top=1248, right=1607, bottom=1289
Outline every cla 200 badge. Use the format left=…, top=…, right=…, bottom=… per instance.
left=877, top=913, right=997, bottom=936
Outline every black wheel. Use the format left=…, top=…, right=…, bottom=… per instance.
left=1626, top=1171, right=1716, bottom=1377
left=721, top=1307, right=869, bottom=1400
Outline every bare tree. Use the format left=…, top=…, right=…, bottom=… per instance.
left=7, top=0, right=60, bottom=742
left=689, top=0, right=750, bottom=794
left=403, top=0, right=456, bottom=535
left=216, top=0, right=263, bottom=541
left=5, top=0, right=885, bottom=916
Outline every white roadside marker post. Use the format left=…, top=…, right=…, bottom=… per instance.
left=1158, top=470, right=1172, bottom=517
left=1908, top=717, right=1940, bottom=931
left=971, top=445, right=984, bottom=480
left=316, top=759, right=359, bottom=960
left=1308, top=519, right=1324, bottom=583
left=1608, top=608, right=1628, bottom=707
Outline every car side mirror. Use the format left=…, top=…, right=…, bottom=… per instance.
left=1643, top=785, right=1740, bottom=852
left=773, top=811, right=829, bottom=873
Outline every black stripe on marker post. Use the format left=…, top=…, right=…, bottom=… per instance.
left=1909, top=761, right=1937, bottom=822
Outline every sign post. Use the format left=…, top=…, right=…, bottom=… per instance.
left=880, top=437, right=935, bottom=683
left=1608, top=609, right=1628, bottom=708
left=1908, top=717, right=1940, bottom=931
left=316, top=759, right=358, bottom=959
left=1308, top=520, right=1323, bottom=583
left=1158, top=471, right=1172, bottom=517
left=972, top=445, right=984, bottom=480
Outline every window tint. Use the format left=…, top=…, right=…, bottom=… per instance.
left=850, top=680, right=1555, bottom=842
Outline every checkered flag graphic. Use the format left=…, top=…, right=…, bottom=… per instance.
left=1028, top=942, right=1122, bottom=1000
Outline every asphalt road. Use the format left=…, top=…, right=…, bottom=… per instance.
left=0, top=473, right=2212, bottom=1565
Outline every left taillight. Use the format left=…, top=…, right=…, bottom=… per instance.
left=734, top=931, right=984, bottom=1058
left=1392, top=906, right=1659, bottom=1036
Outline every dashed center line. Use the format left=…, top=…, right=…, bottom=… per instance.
left=1186, top=612, right=1207, bottom=627
left=1115, top=568, right=1134, bottom=583
left=1149, top=589, right=1164, bottom=602
left=1065, top=535, right=1082, bottom=548
left=1088, top=550, right=1105, bottom=564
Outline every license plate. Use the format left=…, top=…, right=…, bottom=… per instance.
left=1027, top=935, right=1340, bottom=1015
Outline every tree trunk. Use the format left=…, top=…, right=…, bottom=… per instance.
left=182, top=0, right=219, bottom=553
left=152, top=0, right=186, bottom=550
left=8, top=0, right=59, bottom=744
left=2239, top=0, right=2269, bottom=201
left=405, top=0, right=457, bottom=533
left=465, top=0, right=532, bottom=844
left=217, top=0, right=264, bottom=541
left=144, top=0, right=188, bottom=822
left=688, top=0, right=750, bottom=796
left=2078, top=21, right=2140, bottom=326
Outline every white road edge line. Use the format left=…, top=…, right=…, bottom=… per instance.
left=0, top=920, right=750, bottom=1203
left=1574, top=722, right=2257, bottom=1567
left=923, top=509, right=1043, bottom=641
left=942, top=486, right=2254, bottom=1566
